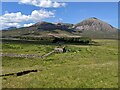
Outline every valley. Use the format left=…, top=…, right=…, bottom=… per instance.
left=1, top=17, right=118, bottom=88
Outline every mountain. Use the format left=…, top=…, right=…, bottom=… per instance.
left=31, top=21, right=74, bottom=31
left=1, top=17, right=118, bottom=39
left=73, top=17, right=118, bottom=39
left=74, top=17, right=117, bottom=31
left=2, top=21, right=75, bottom=38
left=3, top=27, right=17, bottom=30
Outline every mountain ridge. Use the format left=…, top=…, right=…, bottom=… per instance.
left=1, top=17, right=118, bottom=39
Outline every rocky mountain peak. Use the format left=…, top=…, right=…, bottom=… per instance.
left=75, top=17, right=117, bottom=31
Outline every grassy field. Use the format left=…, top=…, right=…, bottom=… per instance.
left=1, top=39, right=118, bottom=88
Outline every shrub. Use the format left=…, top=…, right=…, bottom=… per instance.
left=15, top=36, right=91, bottom=44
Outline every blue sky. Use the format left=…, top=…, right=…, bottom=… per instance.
left=1, top=2, right=118, bottom=28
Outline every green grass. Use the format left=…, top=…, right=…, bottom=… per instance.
left=2, top=42, right=56, bottom=55
left=2, top=39, right=118, bottom=88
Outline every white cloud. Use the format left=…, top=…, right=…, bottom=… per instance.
left=0, top=9, right=55, bottom=29
left=0, top=12, right=30, bottom=23
left=19, top=0, right=66, bottom=8
left=31, top=10, right=55, bottom=21
left=0, top=22, right=21, bottom=29
left=24, top=23, right=34, bottom=27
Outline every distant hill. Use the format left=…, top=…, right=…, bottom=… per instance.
left=1, top=17, right=118, bottom=39
left=32, top=21, right=74, bottom=31
left=3, top=27, right=17, bottom=30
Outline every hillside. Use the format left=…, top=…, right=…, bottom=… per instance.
left=1, top=17, right=118, bottom=39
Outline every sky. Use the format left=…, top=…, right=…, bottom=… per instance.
left=0, top=0, right=118, bottom=29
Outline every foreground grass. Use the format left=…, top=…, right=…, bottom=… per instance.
left=2, top=39, right=118, bottom=88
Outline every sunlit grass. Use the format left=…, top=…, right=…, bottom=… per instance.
left=2, top=39, right=118, bottom=88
